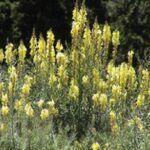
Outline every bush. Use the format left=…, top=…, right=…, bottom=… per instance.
left=0, top=5, right=150, bottom=150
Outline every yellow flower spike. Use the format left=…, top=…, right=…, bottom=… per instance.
left=0, top=123, right=7, bottom=133
left=0, top=49, right=4, bottom=63
left=110, top=111, right=116, bottom=123
left=140, top=69, right=149, bottom=93
left=21, top=83, right=31, bottom=99
left=47, top=30, right=55, bottom=48
left=92, top=68, right=100, bottom=89
left=25, top=103, right=34, bottom=118
left=47, top=101, right=58, bottom=116
left=71, top=49, right=78, bottom=64
left=14, top=99, right=23, bottom=111
left=8, top=82, right=13, bottom=96
left=49, top=73, right=57, bottom=87
left=56, top=40, right=63, bottom=52
left=1, top=93, right=8, bottom=105
left=103, top=24, right=111, bottom=44
left=9, top=66, right=18, bottom=84
left=72, top=5, right=78, bottom=21
left=128, top=50, right=134, bottom=65
left=92, top=93, right=99, bottom=107
left=112, top=85, right=122, bottom=100
left=38, top=35, right=46, bottom=56
left=71, top=22, right=80, bottom=38
left=33, top=53, right=40, bottom=66
left=0, top=82, right=4, bottom=95
left=47, top=100, right=55, bottom=107
left=1, top=105, right=9, bottom=116
left=56, top=52, right=68, bottom=66
left=5, top=43, right=14, bottom=65
left=98, top=79, right=108, bottom=93
left=18, top=41, right=27, bottom=64
left=136, top=94, right=145, bottom=108
left=69, top=82, right=79, bottom=100
left=112, top=31, right=120, bottom=48
left=30, top=32, right=37, bottom=57
left=127, top=66, right=137, bottom=90
left=99, top=93, right=108, bottom=109
left=83, top=27, right=91, bottom=48
left=82, top=75, right=89, bottom=88
left=57, top=65, right=68, bottom=83
left=40, top=61, right=48, bottom=72
left=91, top=142, right=100, bottom=150
left=37, top=99, right=44, bottom=108
left=40, top=109, right=49, bottom=120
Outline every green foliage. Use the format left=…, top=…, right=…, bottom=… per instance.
left=102, top=0, right=150, bottom=58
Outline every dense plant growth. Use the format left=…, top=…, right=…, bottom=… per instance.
left=0, top=5, right=150, bottom=150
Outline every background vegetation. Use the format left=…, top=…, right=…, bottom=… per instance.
left=0, top=0, right=150, bottom=60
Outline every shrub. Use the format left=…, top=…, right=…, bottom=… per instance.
left=0, top=4, right=150, bottom=150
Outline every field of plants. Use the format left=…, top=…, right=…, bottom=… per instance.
left=0, top=5, right=150, bottom=150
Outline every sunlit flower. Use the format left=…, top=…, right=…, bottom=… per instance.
left=1, top=105, right=9, bottom=116
left=91, top=142, right=100, bottom=150
left=40, top=109, right=49, bottom=120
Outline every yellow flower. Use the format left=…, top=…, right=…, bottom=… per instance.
left=92, top=93, right=99, bottom=106
left=21, top=83, right=30, bottom=98
left=47, top=100, right=55, bottom=108
left=99, top=93, right=108, bottom=109
left=9, top=66, right=18, bottom=84
left=18, top=41, right=27, bottom=64
left=0, top=82, right=4, bottom=95
left=103, top=24, right=111, bottom=44
left=5, top=43, right=14, bottom=65
left=56, top=40, right=63, bottom=52
left=47, top=30, right=55, bottom=48
left=38, top=35, right=46, bottom=55
left=40, top=109, right=49, bottom=120
left=14, top=100, right=23, bottom=111
left=0, top=123, right=7, bottom=132
left=0, top=49, right=4, bottom=63
left=128, top=50, right=134, bottom=65
left=136, top=94, right=145, bottom=108
left=57, top=65, right=68, bottom=83
left=112, top=31, right=120, bottom=47
left=82, top=75, right=89, bottom=87
left=1, top=93, right=8, bottom=105
left=112, top=85, right=122, bottom=100
left=56, top=52, right=68, bottom=66
left=91, top=142, right=100, bottom=150
left=49, top=73, right=57, bottom=86
left=110, top=111, right=116, bottom=123
left=25, top=103, right=34, bottom=118
left=1, top=105, right=9, bottom=116
left=37, top=99, right=44, bottom=108
left=98, top=79, right=108, bottom=93
left=8, top=82, right=13, bottom=96
left=30, top=33, right=37, bottom=57
left=69, top=82, right=79, bottom=100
